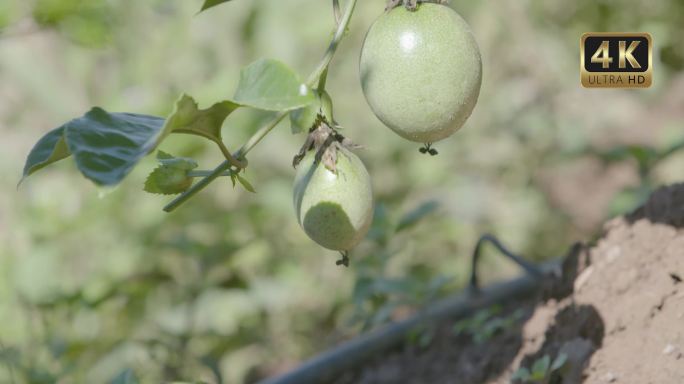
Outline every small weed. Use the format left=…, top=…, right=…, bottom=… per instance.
left=511, top=353, right=568, bottom=383
left=452, top=305, right=524, bottom=344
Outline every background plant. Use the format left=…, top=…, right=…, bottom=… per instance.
left=511, top=353, right=568, bottom=384
left=1, top=0, right=683, bottom=383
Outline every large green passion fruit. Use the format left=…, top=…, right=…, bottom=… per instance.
left=359, top=3, right=482, bottom=143
left=293, top=149, right=373, bottom=251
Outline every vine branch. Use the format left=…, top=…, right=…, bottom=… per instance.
left=163, top=0, right=358, bottom=212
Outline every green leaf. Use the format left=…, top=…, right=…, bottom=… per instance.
left=63, top=108, right=166, bottom=185
left=21, top=126, right=71, bottom=183
left=626, top=145, right=658, bottom=166
left=510, top=367, right=530, bottom=381
left=609, top=185, right=652, bottom=216
left=233, top=58, right=314, bottom=111
left=200, top=0, right=234, bottom=12
left=396, top=201, right=439, bottom=232
left=531, top=355, right=551, bottom=378
left=22, top=93, right=242, bottom=187
left=290, top=89, right=334, bottom=134
left=165, top=94, right=240, bottom=146
left=23, top=107, right=171, bottom=186
left=144, top=167, right=192, bottom=195
left=551, top=353, right=568, bottom=371
left=217, top=274, right=249, bottom=290
left=110, top=368, right=139, bottom=384
left=235, top=173, right=256, bottom=193
left=156, top=150, right=198, bottom=170
left=144, top=151, right=198, bottom=195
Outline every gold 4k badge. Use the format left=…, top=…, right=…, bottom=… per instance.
left=581, top=32, right=652, bottom=88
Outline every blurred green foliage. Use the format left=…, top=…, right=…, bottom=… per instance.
left=1, top=0, right=683, bottom=383
left=452, top=305, right=524, bottom=345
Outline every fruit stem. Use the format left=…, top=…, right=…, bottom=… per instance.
left=163, top=0, right=358, bottom=212
left=317, top=67, right=329, bottom=93
left=306, top=0, right=358, bottom=88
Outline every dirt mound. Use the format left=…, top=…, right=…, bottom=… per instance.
left=337, top=184, right=684, bottom=383
left=559, top=183, right=684, bottom=383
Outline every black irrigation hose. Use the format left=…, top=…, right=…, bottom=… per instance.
left=469, top=233, right=545, bottom=291
left=260, top=235, right=559, bottom=384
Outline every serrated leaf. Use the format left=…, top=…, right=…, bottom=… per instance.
left=21, top=126, right=71, bottom=183
left=233, top=59, right=314, bottom=111
left=165, top=94, right=240, bottom=145
left=144, top=167, right=193, bottom=195
left=396, top=201, right=439, bottom=232
left=235, top=173, right=256, bottom=193
left=200, top=0, right=234, bottom=12
left=144, top=151, right=198, bottom=195
left=156, top=150, right=198, bottom=170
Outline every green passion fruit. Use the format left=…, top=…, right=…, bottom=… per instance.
left=293, top=148, right=373, bottom=251
left=359, top=3, right=482, bottom=143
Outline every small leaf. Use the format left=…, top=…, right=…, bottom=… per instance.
left=156, top=150, right=198, bottom=170
left=21, top=126, right=71, bottom=183
left=110, top=368, right=139, bottom=384
left=235, top=174, right=256, bottom=193
left=531, top=355, right=551, bottom=377
left=144, top=151, right=198, bottom=195
left=626, top=145, right=657, bottom=167
left=396, top=201, right=439, bottom=232
left=200, top=0, right=234, bottom=12
left=551, top=353, right=568, bottom=371
left=165, top=94, right=240, bottom=146
left=510, top=367, right=531, bottom=381
left=217, top=274, right=249, bottom=290
left=233, top=58, right=314, bottom=111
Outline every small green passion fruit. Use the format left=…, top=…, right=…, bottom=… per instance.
left=359, top=3, right=482, bottom=143
left=293, top=148, right=373, bottom=251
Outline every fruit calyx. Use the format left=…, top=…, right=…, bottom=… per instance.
left=419, top=142, right=439, bottom=156
left=292, top=115, right=360, bottom=173
left=385, top=0, right=449, bottom=12
left=336, top=251, right=350, bottom=267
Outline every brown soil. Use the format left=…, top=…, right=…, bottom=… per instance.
left=336, top=183, right=684, bottom=384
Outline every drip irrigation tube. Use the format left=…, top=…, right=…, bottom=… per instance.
left=260, top=256, right=561, bottom=384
